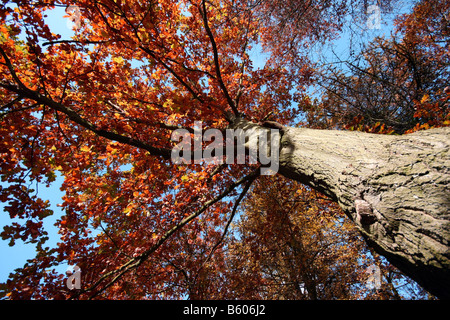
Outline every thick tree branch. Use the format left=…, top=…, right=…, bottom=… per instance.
left=42, top=39, right=109, bottom=46
left=6, top=83, right=172, bottom=159
left=230, top=117, right=450, bottom=298
left=1, top=47, right=172, bottom=158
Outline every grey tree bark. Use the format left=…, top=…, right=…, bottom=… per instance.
left=233, top=118, right=450, bottom=299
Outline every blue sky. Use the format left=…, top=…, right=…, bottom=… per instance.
left=0, top=175, right=66, bottom=282
left=0, top=6, right=73, bottom=283
left=0, top=2, right=413, bottom=286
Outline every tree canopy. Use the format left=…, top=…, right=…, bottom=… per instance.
left=0, top=0, right=448, bottom=299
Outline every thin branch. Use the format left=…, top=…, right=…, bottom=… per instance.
left=0, top=47, right=28, bottom=90
left=0, top=104, right=38, bottom=118
left=195, top=174, right=257, bottom=281
left=98, top=221, right=131, bottom=259
left=42, top=38, right=110, bottom=46
left=166, top=57, right=216, bottom=79
left=103, top=100, right=197, bottom=134
left=0, top=95, right=23, bottom=111
left=199, top=0, right=240, bottom=116
left=234, top=9, right=253, bottom=109
left=81, top=167, right=261, bottom=299
left=140, top=46, right=206, bottom=105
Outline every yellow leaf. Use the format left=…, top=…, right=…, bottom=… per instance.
left=163, top=99, right=174, bottom=110
left=124, top=204, right=133, bottom=216
left=112, top=56, right=124, bottom=64
left=80, top=145, right=91, bottom=152
left=420, top=94, right=430, bottom=104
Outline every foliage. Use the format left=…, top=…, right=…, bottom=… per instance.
left=305, top=0, right=450, bottom=134
left=0, top=0, right=441, bottom=299
left=223, top=176, right=368, bottom=299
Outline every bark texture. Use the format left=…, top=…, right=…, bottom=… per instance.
left=233, top=118, right=450, bottom=299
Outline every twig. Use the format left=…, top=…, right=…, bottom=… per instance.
left=80, top=168, right=261, bottom=299
left=194, top=174, right=256, bottom=280
left=199, top=0, right=240, bottom=116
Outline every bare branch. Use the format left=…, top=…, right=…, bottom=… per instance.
left=199, top=0, right=240, bottom=116
left=42, top=39, right=109, bottom=46
left=195, top=174, right=256, bottom=280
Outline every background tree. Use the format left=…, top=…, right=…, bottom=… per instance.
left=305, top=0, right=449, bottom=133
left=225, top=177, right=365, bottom=299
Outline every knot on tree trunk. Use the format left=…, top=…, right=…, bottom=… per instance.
left=355, top=199, right=377, bottom=225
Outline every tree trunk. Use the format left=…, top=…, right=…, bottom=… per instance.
left=233, top=118, right=450, bottom=299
